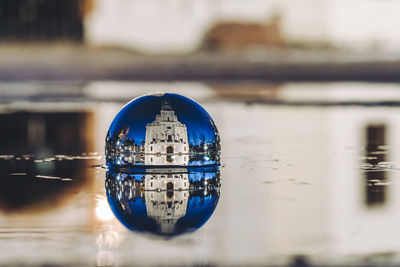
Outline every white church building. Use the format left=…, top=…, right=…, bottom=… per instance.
left=144, top=102, right=189, bottom=166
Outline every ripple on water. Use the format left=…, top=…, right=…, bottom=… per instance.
left=361, top=161, right=400, bottom=171
left=0, top=153, right=104, bottom=183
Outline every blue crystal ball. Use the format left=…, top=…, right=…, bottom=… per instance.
left=106, top=93, right=220, bottom=170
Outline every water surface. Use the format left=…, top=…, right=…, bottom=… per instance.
left=0, top=82, right=399, bottom=266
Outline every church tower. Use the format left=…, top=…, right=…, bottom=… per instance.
left=145, top=102, right=189, bottom=166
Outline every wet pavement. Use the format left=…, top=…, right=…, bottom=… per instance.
left=0, top=82, right=399, bottom=266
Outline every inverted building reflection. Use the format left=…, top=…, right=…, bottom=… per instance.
left=105, top=167, right=220, bottom=236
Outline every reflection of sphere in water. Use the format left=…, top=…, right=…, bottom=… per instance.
left=105, top=169, right=220, bottom=236
left=105, top=93, right=220, bottom=170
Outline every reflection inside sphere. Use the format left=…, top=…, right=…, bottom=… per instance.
left=105, top=167, right=220, bottom=236
left=105, top=94, right=221, bottom=170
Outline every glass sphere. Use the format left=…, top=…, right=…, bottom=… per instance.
left=105, top=168, right=220, bottom=236
left=105, top=93, right=220, bottom=170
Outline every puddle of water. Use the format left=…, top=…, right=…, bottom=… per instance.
left=1, top=83, right=400, bottom=266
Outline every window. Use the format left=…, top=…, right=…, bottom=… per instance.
left=151, top=146, right=153, bottom=151
left=167, top=182, right=174, bottom=190
left=167, top=146, right=174, bottom=154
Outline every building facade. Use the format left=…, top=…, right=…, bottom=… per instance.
left=87, top=0, right=400, bottom=53
left=0, top=0, right=93, bottom=41
left=144, top=102, right=189, bottom=166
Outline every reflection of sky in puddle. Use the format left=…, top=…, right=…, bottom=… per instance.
left=1, top=83, right=400, bottom=265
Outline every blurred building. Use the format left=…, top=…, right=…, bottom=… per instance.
left=0, top=0, right=93, bottom=41
left=202, top=15, right=283, bottom=51
left=0, top=0, right=398, bottom=52
left=85, top=0, right=400, bottom=53
left=278, top=0, right=400, bottom=51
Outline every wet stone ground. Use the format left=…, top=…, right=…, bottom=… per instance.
left=0, top=84, right=400, bottom=266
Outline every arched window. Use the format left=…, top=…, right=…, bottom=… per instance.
left=167, top=146, right=174, bottom=154
left=167, top=182, right=174, bottom=190
left=167, top=146, right=174, bottom=163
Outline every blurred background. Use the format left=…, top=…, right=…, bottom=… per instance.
left=3, top=0, right=400, bottom=52
left=1, top=1, right=400, bottom=267
left=0, top=0, right=399, bottom=83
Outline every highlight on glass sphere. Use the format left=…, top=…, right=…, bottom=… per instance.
left=105, top=93, right=220, bottom=170
left=105, top=168, right=220, bottom=236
